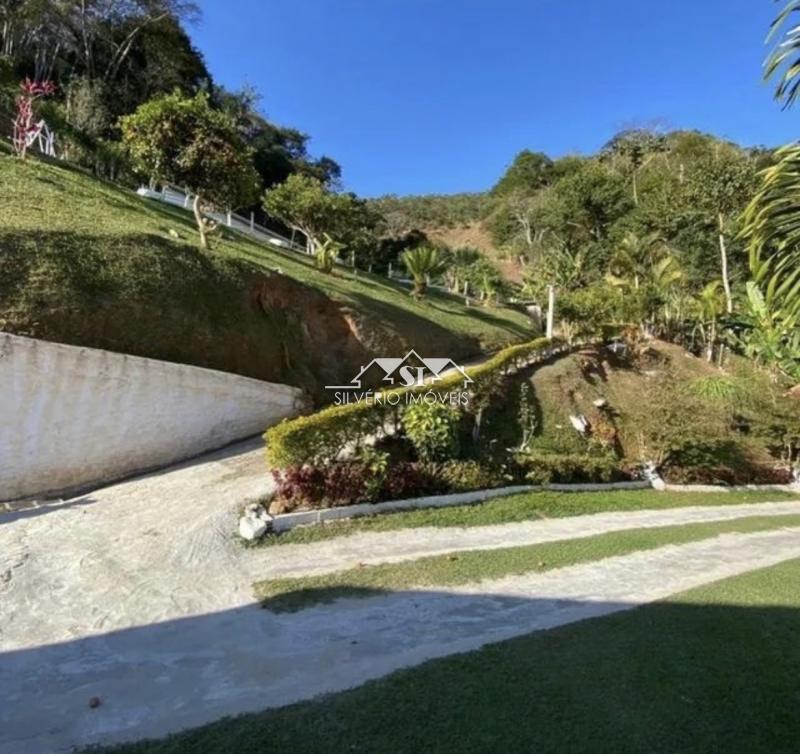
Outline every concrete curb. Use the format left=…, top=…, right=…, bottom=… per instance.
left=270, top=480, right=652, bottom=533
left=663, top=483, right=800, bottom=493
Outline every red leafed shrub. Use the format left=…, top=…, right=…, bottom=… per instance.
left=322, top=462, right=375, bottom=506
left=272, top=463, right=373, bottom=512
left=271, top=460, right=451, bottom=513
left=13, top=78, right=56, bottom=159
left=378, top=462, right=449, bottom=501
left=271, top=466, right=325, bottom=511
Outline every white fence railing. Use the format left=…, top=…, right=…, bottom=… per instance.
left=136, top=184, right=309, bottom=254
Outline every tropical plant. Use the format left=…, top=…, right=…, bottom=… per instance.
left=690, top=280, right=726, bottom=362
left=739, top=0, right=800, bottom=381
left=12, top=78, right=56, bottom=159
left=120, top=91, right=260, bottom=249
left=442, top=247, right=480, bottom=293
left=736, top=280, right=800, bottom=380
left=605, top=232, right=666, bottom=290
left=764, top=0, right=800, bottom=107
left=401, top=246, right=446, bottom=299
left=314, top=233, right=344, bottom=273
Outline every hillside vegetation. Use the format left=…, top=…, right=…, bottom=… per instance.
left=0, top=153, right=532, bottom=399
left=518, top=340, right=800, bottom=484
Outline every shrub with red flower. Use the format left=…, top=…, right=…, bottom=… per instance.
left=12, top=78, right=56, bottom=159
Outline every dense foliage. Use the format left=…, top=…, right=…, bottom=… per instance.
left=120, top=90, right=260, bottom=247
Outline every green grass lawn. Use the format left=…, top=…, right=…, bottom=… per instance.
left=254, top=513, right=800, bottom=612
left=261, top=488, right=800, bottom=546
left=95, top=556, right=800, bottom=753
left=0, top=153, right=531, bottom=395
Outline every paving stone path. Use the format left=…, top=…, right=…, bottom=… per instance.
left=2, top=439, right=800, bottom=753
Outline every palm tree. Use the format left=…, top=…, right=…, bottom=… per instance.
left=740, top=0, right=800, bottom=379
left=605, top=232, right=665, bottom=290
left=691, top=280, right=726, bottom=362
left=401, top=246, right=446, bottom=299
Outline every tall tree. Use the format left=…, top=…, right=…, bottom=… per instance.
left=688, top=149, right=756, bottom=314
left=120, top=90, right=259, bottom=248
left=262, top=173, right=374, bottom=256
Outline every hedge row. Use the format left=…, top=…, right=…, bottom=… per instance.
left=264, top=337, right=569, bottom=469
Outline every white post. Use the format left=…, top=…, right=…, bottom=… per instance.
left=546, top=285, right=555, bottom=340
left=250, top=212, right=255, bottom=231
left=226, top=211, right=232, bottom=227
left=388, top=263, right=393, bottom=279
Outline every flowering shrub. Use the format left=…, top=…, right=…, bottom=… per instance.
left=13, top=78, right=56, bottom=159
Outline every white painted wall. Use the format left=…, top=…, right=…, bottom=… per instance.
left=0, top=333, right=304, bottom=500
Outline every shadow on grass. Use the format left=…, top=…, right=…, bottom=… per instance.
left=3, top=560, right=800, bottom=753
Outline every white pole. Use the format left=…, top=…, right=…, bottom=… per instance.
left=546, top=285, right=555, bottom=340
left=226, top=210, right=232, bottom=227
left=388, top=263, right=393, bottom=278
left=250, top=212, right=255, bottom=231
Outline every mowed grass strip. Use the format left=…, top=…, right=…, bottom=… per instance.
left=262, top=488, right=800, bottom=546
left=96, top=557, right=800, bottom=754
left=254, top=513, right=800, bottom=612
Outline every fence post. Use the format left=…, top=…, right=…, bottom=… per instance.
left=546, top=285, right=556, bottom=340
left=250, top=212, right=255, bottom=231
left=388, top=263, right=393, bottom=279
left=226, top=210, right=232, bottom=227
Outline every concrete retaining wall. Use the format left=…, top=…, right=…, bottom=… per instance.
left=0, top=333, right=304, bottom=500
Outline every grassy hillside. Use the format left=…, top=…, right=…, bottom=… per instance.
left=0, top=153, right=533, bottom=399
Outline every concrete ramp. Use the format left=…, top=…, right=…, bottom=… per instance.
left=0, top=333, right=304, bottom=500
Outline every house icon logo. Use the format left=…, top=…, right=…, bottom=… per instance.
left=326, top=350, right=473, bottom=390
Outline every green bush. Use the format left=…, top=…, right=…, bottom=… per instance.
left=402, top=402, right=461, bottom=461
left=265, top=337, right=568, bottom=468
left=435, top=460, right=501, bottom=492
left=516, top=452, right=625, bottom=485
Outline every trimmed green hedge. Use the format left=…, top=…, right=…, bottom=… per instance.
left=265, top=337, right=568, bottom=468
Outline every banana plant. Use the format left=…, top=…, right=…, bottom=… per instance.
left=315, top=233, right=344, bottom=274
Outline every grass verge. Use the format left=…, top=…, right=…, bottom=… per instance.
left=93, top=556, right=800, bottom=753
left=254, top=513, right=800, bottom=612
left=260, top=488, right=800, bottom=546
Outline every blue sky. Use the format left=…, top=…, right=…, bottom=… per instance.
left=191, top=0, right=797, bottom=197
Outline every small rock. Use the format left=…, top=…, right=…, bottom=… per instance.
left=167, top=229, right=180, bottom=239
left=88, top=696, right=102, bottom=709
left=239, top=516, right=267, bottom=541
